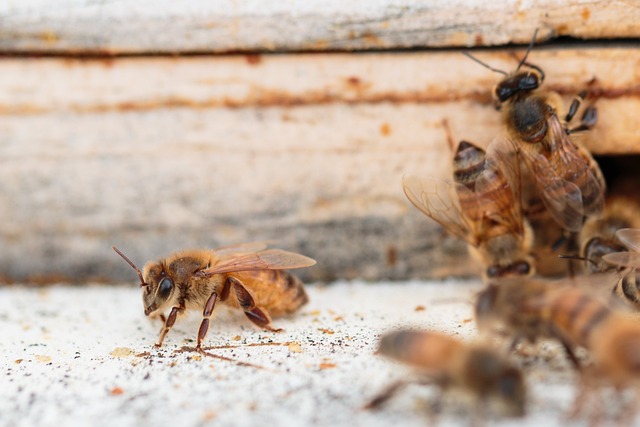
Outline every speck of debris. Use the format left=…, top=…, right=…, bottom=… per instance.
left=414, top=305, right=426, bottom=312
left=15, top=359, right=23, bottom=364
left=319, top=362, right=337, bottom=370
left=110, top=347, right=135, bottom=358
left=35, top=355, right=51, bottom=363
left=110, top=387, right=124, bottom=396
left=318, top=328, right=335, bottom=334
left=288, top=343, right=302, bottom=353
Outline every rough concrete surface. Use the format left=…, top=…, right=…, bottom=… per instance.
left=1, top=281, right=597, bottom=427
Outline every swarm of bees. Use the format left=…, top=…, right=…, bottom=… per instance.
left=374, top=31, right=640, bottom=423
left=110, top=30, right=640, bottom=425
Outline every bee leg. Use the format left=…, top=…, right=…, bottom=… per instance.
left=567, top=106, right=598, bottom=134
left=155, top=306, right=182, bottom=348
left=196, top=291, right=219, bottom=352
left=229, top=276, right=283, bottom=332
left=549, top=324, right=582, bottom=370
left=565, top=90, right=587, bottom=123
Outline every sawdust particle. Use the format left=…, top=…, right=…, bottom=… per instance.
left=319, top=362, right=337, bottom=369
left=414, top=305, right=426, bottom=312
left=318, top=328, right=335, bottom=334
left=35, top=355, right=51, bottom=363
left=15, top=359, right=23, bottom=364
left=110, top=347, right=135, bottom=358
left=288, top=342, right=302, bottom=353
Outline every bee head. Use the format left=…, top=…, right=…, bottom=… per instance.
left=583, top=237, right=625, bottom=274
left=140, top=262, right=176, bottom=316
left=464, top=29, right=544, bottom=105
left=493, top=68, right=543, bottom=103
left=112, top=246, right=175, bottom=316
left=485, top=259, right=533, bottom=279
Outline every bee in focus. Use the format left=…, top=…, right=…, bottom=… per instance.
left=465, top=30, right=606, bottom=232
left=403, top=122, right=534, bottom=281
left=112, top=243, right=315, bottom=349
left=578, top=198, right=640, bottom=308
left=366, top=329, right=526, bottom=419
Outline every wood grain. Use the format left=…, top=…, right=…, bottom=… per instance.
left=1, top=0, right=638, bottom=54
left=0, top=47, right=638, bottom=283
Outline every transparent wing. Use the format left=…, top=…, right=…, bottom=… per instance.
left=402, top=175, right=477, bottom=245
left=603, top=252, right=640, bottom=269
left=546, top=114, right=605, bottom=216
left=616, top=228, right=640, bottom=253
left=210, top=242, right=270, bottom=257
left=200, top=249, right=316, bottom=276
left=517, top=139, right=584, bottom=232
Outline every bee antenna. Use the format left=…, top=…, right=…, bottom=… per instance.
left=112, top=245, right=149, bottom=288
left=462, top=51, right=508, bottom=76
left=558, top=254, right=597, bottom=267
left=516, top=28, right=539, bottom=71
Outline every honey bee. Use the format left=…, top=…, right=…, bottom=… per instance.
left=466, top=31, right=606, bottom=232
left=475, top=276, right=611, bottom=368
left=366, top=329, right=526, bottom=418
left=577, top=198, right=640, bottom=308
left=403, top=124, right=534, bottom=280
left=112, top=243, right=315, bottom=349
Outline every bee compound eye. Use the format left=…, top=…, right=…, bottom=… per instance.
left=520, top=73, right=539, bottom=90
left=157, top=277, right=174, bottom=299
left=496, top=85, right=513, bottom=102
left=486, top=265, right=500, bottom=278
left=513, top=261, right=531, bottom=275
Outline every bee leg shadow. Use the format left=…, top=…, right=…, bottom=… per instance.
left=363, top=379, right=426, bottom=410
left=229, top=276, right=283, bottom=332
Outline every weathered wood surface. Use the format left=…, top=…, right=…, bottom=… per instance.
left=1, top=47, right=639, bottom=283
left=1, top=0, right=638, bottom=54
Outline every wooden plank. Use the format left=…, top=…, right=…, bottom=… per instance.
left=0, top=47, right=638, bottom=283
left=1, top=0, right=639, bottom=54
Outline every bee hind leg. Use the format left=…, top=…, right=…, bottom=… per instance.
left=229, top=276, right=283, bottom=332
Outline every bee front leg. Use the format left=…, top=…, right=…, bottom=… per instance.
left=196, top=291, right=218, bottom=352
left=228, top=276, right=283, bottom=332
left=156, top=306, right=182, bottom=348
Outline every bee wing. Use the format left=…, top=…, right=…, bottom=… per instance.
left=402, top=175, right=478, bottom=245
left=210, top=242, right=270, bottom=257
left=201, top=249, right=316, bottom=276
left=603, top=252, right=640, bottom=269
left=546, top=114, right=605, bottom=216
left=516, top=138, right=584, bottom=232
left=616, top=228, right=640, bottom=253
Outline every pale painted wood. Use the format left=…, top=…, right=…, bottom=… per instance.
left=1, top=0, right=638, bottom=53
left=0, top=47, right=638, bottom=283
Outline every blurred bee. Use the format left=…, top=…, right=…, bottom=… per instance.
left=403, top=123, right=534, bottom=280
left=577, top=198, right=640, bottom=308
left=465, top=31, right=606, bottom=232
left=112, top=243, right=315, bottom=349
left=475, top=276, right=616, bottom=368
left=366, top=329, right=526, bottom=418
